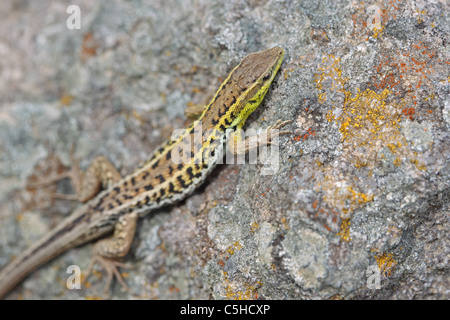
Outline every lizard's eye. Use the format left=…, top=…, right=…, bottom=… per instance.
left=262, top=71, right=272, bottom=81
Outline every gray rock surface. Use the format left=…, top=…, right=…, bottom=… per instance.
left=0, top=0, right=448, bottom=299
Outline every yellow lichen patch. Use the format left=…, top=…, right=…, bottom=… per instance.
left=318, top=92, right=326, bottom=104
left=336, top=218, right=351, bottom=242
left=312, top=54, right=431, bottom=242
left=374, top=252, right=397, bottom=276
left=415, top=9, right=427, bottom=24
left=338, top=88, right=403, bottom=143
left=319, top=177, right=374, bottom=220
left=226, top=241, right=243, bottom=255
left=84, top=296, right=103, bottom=300
left=311, top=37, right=438, bottom=243
left=314, top=55, right=347, bottom=106
left=409, top=158, right=427, bottom=171
left=317, top=176, right=374, bottom=242
left=333, top=87, right=408, bottom=169
left=223, top=271, right=261, bottom=300
left=371, top=26, right=384, bottom=39
left=317, top=55, right=433, bottom=173
left=59, top=94, right=74, bottom=106
left=315, top=55, right=406, bottom=169
left=250, top=222, right=260, bottom=233
left=387, top=142, right=402, bottom=153
left=281, top=217, right=290, bottom=230
left=346, top=186, right=374, bottom=207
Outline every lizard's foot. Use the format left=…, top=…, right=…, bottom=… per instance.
left=27, top=145, right=122, bottom=203
left=85, top=212, right=139, bottom=297
left=85, top=255, right=135, bottom=297
left=26, top=145, right=83, bottom=201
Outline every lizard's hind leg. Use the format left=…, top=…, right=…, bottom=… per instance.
left=34, top=150, right=138, bottom=296
left=85, top=212, right=139, bottom=296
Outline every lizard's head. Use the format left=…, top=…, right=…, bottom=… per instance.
left=228, top=47, right=285, bottom=126
left=200, top=47, right=285, bottom=133
left=232, top=46, right=284, bottom=93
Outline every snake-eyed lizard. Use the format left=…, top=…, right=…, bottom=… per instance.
left=0, top=47, right=291, bottom=298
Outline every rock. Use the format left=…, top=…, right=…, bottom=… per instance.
left=0, top=0, right=448, bottom=299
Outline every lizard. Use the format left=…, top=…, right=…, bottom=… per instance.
left=0, top=46, right=291, bottom=299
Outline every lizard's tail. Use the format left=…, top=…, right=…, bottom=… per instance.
left=0, top=205, right=111, bottom=299
left=0, top=233, right=68, bottom=299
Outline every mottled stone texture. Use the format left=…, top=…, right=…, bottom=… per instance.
left=0, top=0, right=448, bottom=299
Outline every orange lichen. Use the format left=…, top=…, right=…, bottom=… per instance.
left=351, top=0, right=403, bottom=40
left=80, top=32, right=99, bottom=61
left=168, top=285, right=180, bottom=293
left=293, top=128, right=316, bottom=141
left=374, top=252, right=397, bottom=276
left=402, top=107, right=415, bottom=120
left=371, top=42, right=445, bottom=115
left=308, top=202, right=340, bottom=235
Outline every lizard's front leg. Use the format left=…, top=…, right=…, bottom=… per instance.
left=86, top=211, right=139, bottom=296
left=228, top=120, right=293, bottom=155
left=185, top=104, right=207, bottom=120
